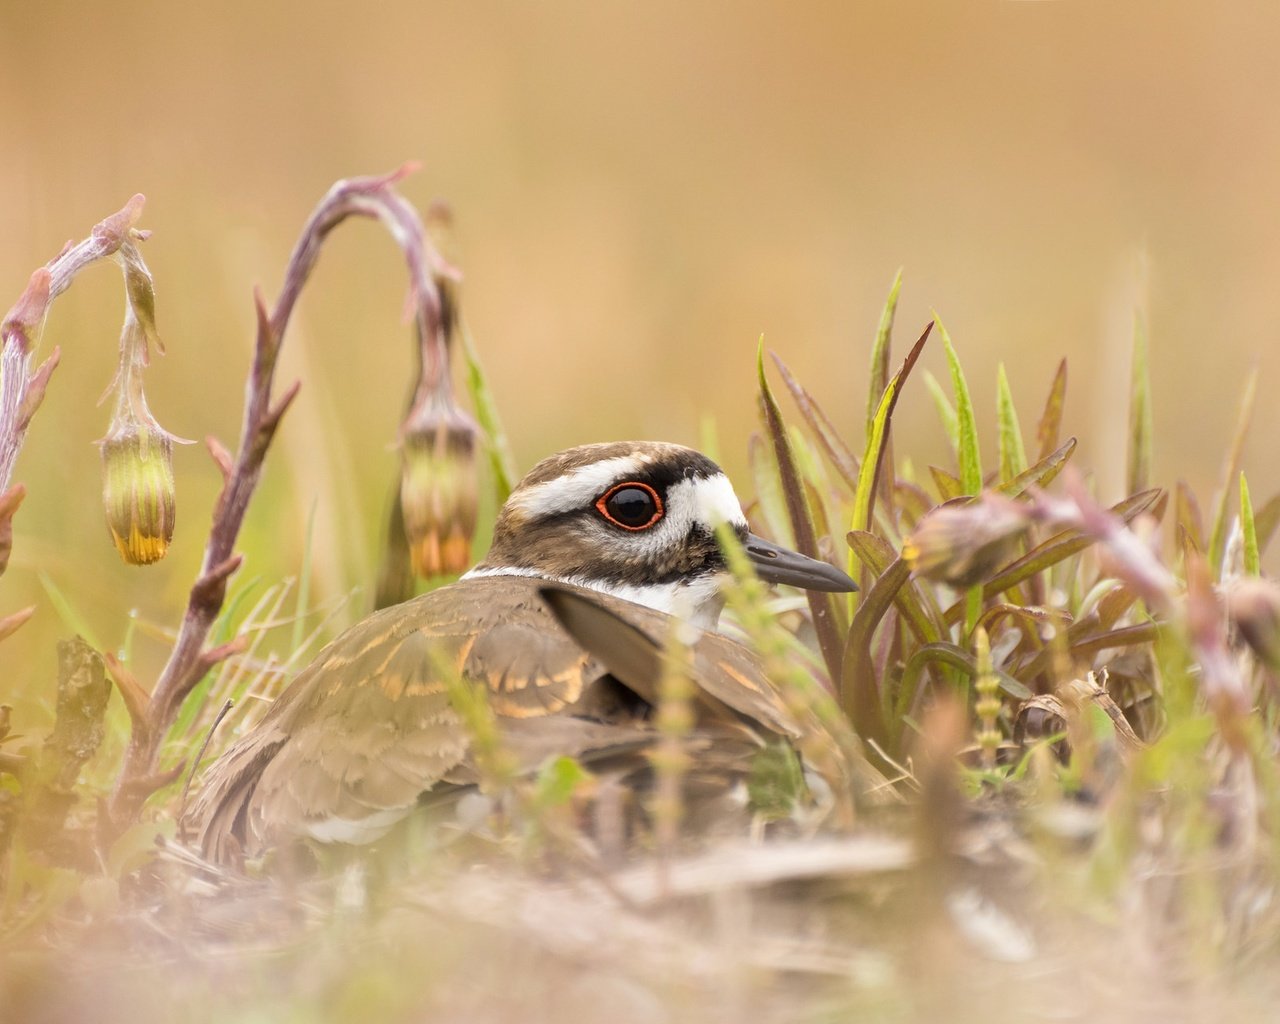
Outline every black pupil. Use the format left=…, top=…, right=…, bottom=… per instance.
left=606, top=487, right=656, bottom=527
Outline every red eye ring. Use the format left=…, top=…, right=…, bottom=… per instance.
left=596, top=481, right=664, bottom=531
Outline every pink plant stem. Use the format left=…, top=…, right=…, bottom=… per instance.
left=108, top=165, right=457, bottom=831
left=0, top=196, right=147, bottom=493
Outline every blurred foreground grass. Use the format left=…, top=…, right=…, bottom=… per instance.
left=3, top=181, right=1280, bottom=1023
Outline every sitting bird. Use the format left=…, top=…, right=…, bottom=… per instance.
left=192, top=441, right=856, bottom=862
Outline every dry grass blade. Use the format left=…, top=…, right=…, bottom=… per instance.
left=1175, top=480, right=1206, bottom=554
left=1014, top=621, right=1159, bottom=683
left=840, top=554, right=913, bottom=745
left=896, top=642, right=1031, bottom=726
left=772, top=355, right=860, bottom=491
left=611, top=835, right=914, bottom=904
left=975, top=601, right=1057, bottom=639
left=1036, top=357, right=1068, bottom=461
left=994, top=436, right=1077, bottom=498
left=758, top=340, right=845, bottom=685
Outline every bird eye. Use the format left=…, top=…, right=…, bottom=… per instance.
left=596, top=482, right=664, bottom=531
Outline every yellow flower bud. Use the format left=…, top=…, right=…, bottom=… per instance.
left=399, top=407, right=479, bottom=579
left=100, top=419, right=176, bottom=565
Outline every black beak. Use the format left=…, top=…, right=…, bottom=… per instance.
left=745, top=533, right=858, bottom=593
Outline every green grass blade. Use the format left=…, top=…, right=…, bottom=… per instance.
left=460, top=316, right=517, bottom=503
left=867, top=271, right=904, bottom=514
left=209, top=575, right=263, bottom=647
left=290, top=500, right=317, bottom=655
left=1127, top=313, right=1154, bottom=496
left=1036, top=358, right=1068, bottom=461
left=849, top=321, right=934, bottom=579
left=1208, top=370, right=1258, bottom=576
left=922, top=370, right=958, bottom=454
left=938, top=318, right=982, bottom=634
left=37, top=572, right=103, bottom=651
left=938, top=318, right=982, bottom=495
left=758, top=339, right=845, bottom=684
left=865, top=268, right=903, bottom=440
left=996, top=363, right=1028, bottom=484
left=1241, top=472, right=1260, bottom=576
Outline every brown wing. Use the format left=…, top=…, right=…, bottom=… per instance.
left=194, top=578, right=624, bottom=860
left=539, top=583, right=801, bottom=738
left=193, top=577, right=800, bottom=862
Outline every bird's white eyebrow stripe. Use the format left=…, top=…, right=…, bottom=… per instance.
left=674, top=474, right=748, bottom=530
left=508, top=455, right=655, bottom=517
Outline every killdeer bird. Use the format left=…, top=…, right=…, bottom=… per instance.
left=193, top=441, right=856, bottom=862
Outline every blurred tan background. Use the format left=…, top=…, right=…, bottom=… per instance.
left=3, top=0, right=1278, bottom=715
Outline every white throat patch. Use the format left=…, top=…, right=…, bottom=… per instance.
left=461, top=565, right=727, bottom=630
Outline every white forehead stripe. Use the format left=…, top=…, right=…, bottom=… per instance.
left=677, top=474, right=748, bottom=530
left=508, top=455, right=654, bottom=517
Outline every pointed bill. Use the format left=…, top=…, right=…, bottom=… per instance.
left=745, top=534, right=858, bottom=592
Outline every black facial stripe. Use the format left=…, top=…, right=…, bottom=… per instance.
left=523, top=456, right=724, bottom=529
left=627, top=453, right=723, bottom=494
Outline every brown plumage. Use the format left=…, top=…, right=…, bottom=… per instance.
left=191, top=441, right=856, bottom=863
left=192, top=578, right=801, bottom=862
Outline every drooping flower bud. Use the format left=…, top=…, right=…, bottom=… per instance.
left=903, top=492, right=1030, bottom=587
left=399, top=401, right=479, bottom=579
left=97, top=278, right=182, bottom=566
left=395, top=261, right=480, bottom=582
left=100, top=407, right=176, bottom=565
